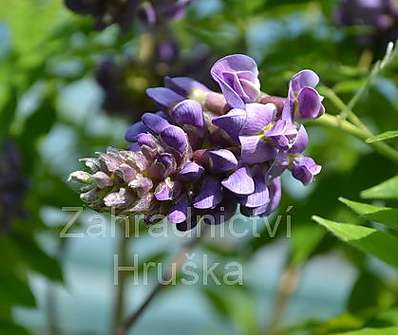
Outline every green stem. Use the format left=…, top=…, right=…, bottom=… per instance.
left=319, top=87, right=368, bottom=131
left=311, top=114, right=398, bottom=164
left=111, top=222, right=131, bottom=333
left=116, top=225, right=207, bottom=335
left=266, top=265, right=301, bottom=335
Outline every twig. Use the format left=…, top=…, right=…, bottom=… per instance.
left=310, top=114, right=398, bottom=164
left=116, top=225, right=207, bottom=335
left=340, top=41, right=397, bottom=119
left=111, top=224, right=131, bottom=334
left=46, top=241, right=68, bottom=335
left=266, top=265, right=301, bottom=335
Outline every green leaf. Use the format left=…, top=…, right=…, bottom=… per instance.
left=366, top=131, right=398, bottom=143
left=339, top=198, right=398, bottom=231
left=0, top=317, right=30, bottom=335
left=332, top=327, right=398, bottom=335
left=361, top=175, right=398, bottom=200
left=374, top=308, right=398, bottom=327
left=0, top=0, right=64, bottom=57
left=0, top=272, right=36, bottom=308
left=290, top=224, right=325, bottom=266
left=313, top=216, right=398, bottom=270
left=348, top=271, right=392, bottom=313
left=12, top=231, right=64, bottom=282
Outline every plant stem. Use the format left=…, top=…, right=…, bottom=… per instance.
left=116, top=226, right=206, bottom=335
left=311, top=114, right=398, bottom=164
left=319, top=87, right=368, bottom=131
left=46, top=241, right=67, bottom=335
left=266, top=265, right=301, bottom=335
left=111, top=224, right=131, bottom=333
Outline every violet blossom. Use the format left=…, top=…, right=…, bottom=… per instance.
left=70, top=54, right=323, bottom=231
left=336, top=0, right=398, bottom=47
left=64, top=0, right=191, bottom=31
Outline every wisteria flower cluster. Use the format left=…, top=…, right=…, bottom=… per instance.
left=70, top=54, right=323, bottom=230
left=336, top=0, right=398, bottom=47
left=64, top=0, right=191, bottom=31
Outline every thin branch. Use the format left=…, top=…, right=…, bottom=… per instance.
left=111, top=226, right=131, bottom=333
left=310, top=114, right=398, bottom=164
left=46, top=241, right=68, bottom=335
left=266, top=265, right=301, bottom=335
left=341, top=41, right=397, bottom=119
left=116, top=226, right=207, bottom=335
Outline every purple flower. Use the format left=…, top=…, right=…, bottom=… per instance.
left=165, top=76, right=211, bottom=98
left=335, top=0, right=398, bottom=47
left=291, top=156, right=322, bottom=185
left=285, top=70, right=325, bottom=120
left=64, top=0, right=140, bottom=32
left=139, top=0, right=191, bottom=26
left=64, top=0, right=191, bottom=31
left=71, top=54, right=323, bottom=231
left=211, top=54, right=261, bottom=109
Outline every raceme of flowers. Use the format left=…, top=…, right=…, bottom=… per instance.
left=64, top=0, right=191, bottom=31
left=336, top=0, right=398, bottom=47
left=69, top=54, right=323, bottom=231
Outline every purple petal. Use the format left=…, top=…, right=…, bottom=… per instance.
left=289, top=125, right=308, bottom=154
left=212, top=108, right=246, bottom=142
left=291, top=156, right=322, bottom=185
left=239, top=135, right=276, bottom=164
left=171, top=99, right=204, bottom=128
left=139, top=1, right=157, bottom=25
left=241, top=176, right=281, bottom=217
left=128, top=175, right=153, bottom=196
left=154, top=179, right=176, bottom=201
left=167, top=196, right=189, bottom=224
left=240, top=103, right=276, bottom=136
left=207, top=149, right=238, bottom=173
left=114, top=163, right=137, bottom=183
left=157, top=153, right=177, bottom=176
left=164, top=76, right=210, bottom=97
left=221, top=166, right=255, bottom=195
left=92, top=171, right=113, bottom=188
left=193, top=176, right=223, bottom=209
left=137, top=133, right=157, bottom=149
left=241, top=171, right=269, bottom=208
left=98, top=153, right=122, bottom=173
left=148, top=153, right=176, bottom=179
left=125, top=121, right=150, bottom=142
left=146, top=87, right=185, bottom=109
left=265, top=120, right=298, bottom=150
left=142, top=113, right=170, bottom=134
left=290, top=70, right=320, bottom=94
left=179, top=161, right=204, bottom=181
left=160, top=125, right=188, bottom=153
left=265, top=152, right=289, bottom=182
left=104, top=188, right=131, bottom=208
left=268, top=177, right=282, bottom=213
left=211, top=54, right=260, bottom=109
left=128, top=143, right=140, bottom=152
left=131, top=193, right=154, bottom=212
left=297, top=87, right=323, bottom=119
